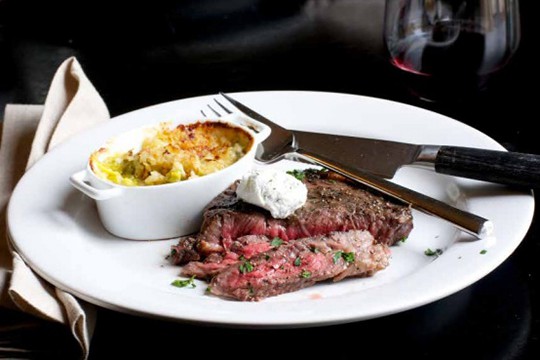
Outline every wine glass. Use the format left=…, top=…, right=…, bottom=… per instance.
left=384, top=0, right=521, bottom=101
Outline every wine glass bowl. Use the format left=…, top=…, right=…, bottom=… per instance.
left=384, top=0, right=521, bottom=101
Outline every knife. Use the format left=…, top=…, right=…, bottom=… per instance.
left=292, top=131, right=540, bottom=188
left=219, top=92, right=492, bottom=239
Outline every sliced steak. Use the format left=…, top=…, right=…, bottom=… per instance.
left=181, top=235, right=273, bottom=279
left=172, top=170, right=412, bottom=265
left=170, top=236, right=200, bottom=263
left=208, top=230, right=390, bottom=301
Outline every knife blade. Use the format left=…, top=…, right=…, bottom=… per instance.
left=293, top=130, right=540, bottom=188
left=292, top=131, right=423, bottom=178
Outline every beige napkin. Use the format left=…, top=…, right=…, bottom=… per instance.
left=0, top=57, right=110, bottom=357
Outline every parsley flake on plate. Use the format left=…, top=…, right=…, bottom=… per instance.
left=171, top=275, right=196, bottom=289
left=424, top=248, right=443, bottom=258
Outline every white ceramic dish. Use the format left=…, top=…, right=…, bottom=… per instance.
left=69, top=114, right=270, bottom=240
left=7, top=91, right=534, bottom=327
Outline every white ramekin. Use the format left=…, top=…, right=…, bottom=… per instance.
left=70, top=113, right=270, bottom=240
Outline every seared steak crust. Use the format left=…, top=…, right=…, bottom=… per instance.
left=209, top=230, right=390, bottom=301
left=171, top=170, right=412, bottom=265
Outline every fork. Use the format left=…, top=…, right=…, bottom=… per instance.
left=202, top=94, right=493, bottom=239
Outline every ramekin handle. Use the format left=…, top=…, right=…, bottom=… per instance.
left=70, top=170, right=122, bottom=201
left=224, top=113, right=272, bottom=143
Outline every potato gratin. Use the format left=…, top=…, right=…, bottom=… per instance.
left=90, top=121, right=253, bottom=186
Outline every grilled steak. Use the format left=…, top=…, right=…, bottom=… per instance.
left=171, top=170, right=413, bottom=265
left=182, top=235, right=273, bottom=279
left=208, top=230, right=390, bottom=301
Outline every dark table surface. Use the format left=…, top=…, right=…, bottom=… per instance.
left=1, top=0, right=539, bottom=358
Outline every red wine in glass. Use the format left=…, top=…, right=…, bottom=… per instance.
left=384, top=0, right=520, bottom=101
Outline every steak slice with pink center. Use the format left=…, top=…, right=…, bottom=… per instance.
left=208, top=230, right=390, bottom=301
left=181, top=235, right=273, bottom=278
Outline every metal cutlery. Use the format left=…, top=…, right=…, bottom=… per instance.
left=205, top=97, right=540, bottom=189
left=208, top=93, right=493, bottom=239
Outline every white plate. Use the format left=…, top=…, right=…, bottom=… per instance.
left=7, top=91, right=534, bottom=326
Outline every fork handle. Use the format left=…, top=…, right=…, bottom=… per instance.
left=294, top=149, right=492, bottom=239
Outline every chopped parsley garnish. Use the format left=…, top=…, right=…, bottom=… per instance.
left=265, top=254, right=271, bottom=260
left=294, top=257, right=302, bottom=266
left=311, top=247, right=320, bottom=254
left=166, top=248, right=178, bottom=259
left=333, top=251, right=344, bottom=264
left=239, top=257, right=254, bottom=274
left=342, top=252, right=355, bottom=263
left=399, top=237, right=408, bottom=243
left=480, top=249, right=488, bottom=255
left=300, top=270, right=312, bottom=279
left=286, top=169, right=306, bottom=181
left=205, top=286, right=212, bottom=293
left=171, top=275, right=196, bottom=289
left=270, top=237, right=283, bottom=247
left=425, top=248, right=443, bottom=258
left=248, top=285, right=255, bottom=296
left=333, top=251, right=355, bottom=264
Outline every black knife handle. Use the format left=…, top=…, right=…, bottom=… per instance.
left=435, top=146, right=540, bottom=188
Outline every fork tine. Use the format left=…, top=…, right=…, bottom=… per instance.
left=214, top=96, right=262, bottom=134
left=206, top=104, right=222, bottom=117
left=213, top=99, right=233, bottom=114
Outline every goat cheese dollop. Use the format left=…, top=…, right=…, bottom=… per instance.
left=236, top=169, right=308, bottom=219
